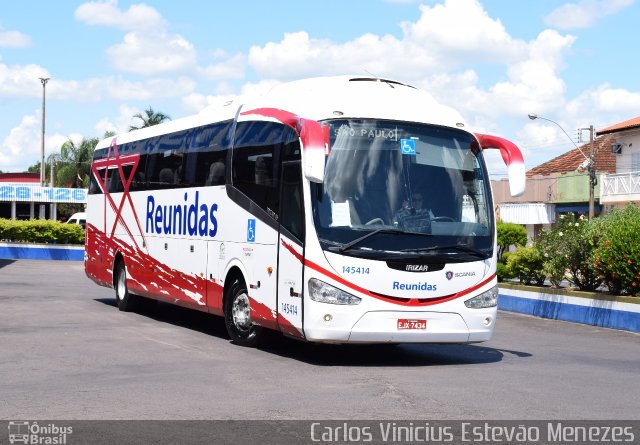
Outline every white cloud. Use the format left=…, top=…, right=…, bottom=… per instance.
left=182, top=80, right=281, bottom=114
left=544, top=0, right=634, bottom=30
left=182, top=93, right=237, bottom=114
left=518, top=122, right=577, bottom=157
left=0, top=29, right=31, bottom=48
left=94, top=104, right=140, bottom=136
left=93, top=117, right=116, bottom=138
left=248, top=0, right=531, bottom=80
left=412, top=29, right=575, bottom=121
left=401, top=0, right=526, bottom=64
left=245, top=0, right=575, bottom=122
left=197, top=52, right=246, bottom=81
left=0, top=61, right=196, bottom=103
left=76, top=1, right=196, bottom=76
left=566, top=84, right=640, bottom=129
left=82, top=76, right=195, bottom=101
left=238, top=79, right=282, bottom=97
left=0, top=63, right=50, bottom=97
left=0, top=112, right=70, bottom=172
left=580, top=85, right=640, bottom=114
left=241, top=0, right=592, bottom=175
left=107, top=32, right=196, bottom=75
left=0, top=114, right=39, bottom=170
left=75, top=0, right=166, bottom=31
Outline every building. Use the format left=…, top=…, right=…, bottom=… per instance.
left=525, top=133, right=617, bottom=216
left=0, top=172, right=87, bottom=220
left=491, top=174, right=555, bottom=243
left=596, top=117, right=640, bottom=209
left=491, top=134, right=617, bottom=241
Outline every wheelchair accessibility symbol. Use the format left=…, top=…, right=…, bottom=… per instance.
left=247, top=219, right=256, bottom=242
left=401, top=139, right=416, bottom=155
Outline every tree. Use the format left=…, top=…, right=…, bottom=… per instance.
left=27, top=161, right=53, bottom=184
left=56, top=137, right=99, bottom=188
left=129, top=106, right=171, bottom=131
left=496, top=222, right=528, bottom=260
left=538, top=213, right=602, bottom=291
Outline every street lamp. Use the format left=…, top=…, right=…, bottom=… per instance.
left=528, top=113, right=596, bottom=219
left=39, top=77, right=50, bottom=186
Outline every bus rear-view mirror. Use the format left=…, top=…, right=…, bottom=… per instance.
left=475, top=133, right=525, bottom=197
left=300, top=119, right=329, bottom=183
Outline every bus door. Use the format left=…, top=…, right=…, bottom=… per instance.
left=276, top=159, right=305, bottom=339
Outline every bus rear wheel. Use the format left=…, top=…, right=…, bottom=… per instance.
left=115, top=260, right=139, bottom=312
left=224, top=278, right=263, bottom=347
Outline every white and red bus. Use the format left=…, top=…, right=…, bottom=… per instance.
left=85, top=76, right=524, bottom=346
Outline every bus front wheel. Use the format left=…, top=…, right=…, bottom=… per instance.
left=224, top=278, right=263, bottom=347
left=115, top=260, right=139, bottom=312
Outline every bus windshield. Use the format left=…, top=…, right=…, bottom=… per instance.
left=310, top=119, right=494, bottom=261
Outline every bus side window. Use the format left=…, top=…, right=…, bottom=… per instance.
left=233, top=121, right=297, bottom=217
left=205, top=159, right=226, bottom=186
left=191, top=120, right=232, bottom=187
left=108, top=167, right=123, bottom=193
left=280, top=161, right=304, bottom=241
left=89, top=167, right=104, bottom=195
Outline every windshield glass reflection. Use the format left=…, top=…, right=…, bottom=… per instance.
left=310, top=119, right=494, bottom=260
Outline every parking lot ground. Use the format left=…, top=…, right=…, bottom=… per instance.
left=0, top=259, right=638, bottom=420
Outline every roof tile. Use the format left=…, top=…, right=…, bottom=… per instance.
left=597, top=116, right=640, bottom=135
left=526, top=134, right=617, bottom=177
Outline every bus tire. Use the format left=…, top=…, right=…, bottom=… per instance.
left=224, top=278, right=263, bottom=347
left=114, top=260, right=139, bottom=312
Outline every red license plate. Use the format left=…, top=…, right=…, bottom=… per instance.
left=397, top=319, right=427, bottom=330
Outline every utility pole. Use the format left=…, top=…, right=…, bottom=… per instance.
left=529, top=114, right=597, bottom=219
left=39, top=77, right=50, bottom=186
left=38, top=77, right=50, bottom=219
left=588, top=125, right=596, bottom=219
left=50, top=160, right=57, bottom=221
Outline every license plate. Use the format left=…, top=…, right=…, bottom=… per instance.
left=397, top=319, right=427, bottom=330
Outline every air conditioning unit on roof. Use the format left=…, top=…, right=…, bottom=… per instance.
left=611, top=143, right=622, bottom=154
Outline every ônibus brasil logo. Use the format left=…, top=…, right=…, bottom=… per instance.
left=8, top=421, right=73, bottom=444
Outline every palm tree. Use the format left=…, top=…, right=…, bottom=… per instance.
left=129, top=106, right=171, bottom=131
left=56, top=137, right=99, bottom=188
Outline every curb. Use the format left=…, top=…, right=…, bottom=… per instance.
left=0, top=242, right=84, bottom=261
left=498, top=283, right=640, bottom=333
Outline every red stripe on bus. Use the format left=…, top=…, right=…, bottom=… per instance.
left=281, top=239, right=495, bottom=307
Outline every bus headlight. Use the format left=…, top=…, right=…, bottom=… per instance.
left=464, top=285, right=499, bottom=308
left=308, top=278, right=361, bottom=305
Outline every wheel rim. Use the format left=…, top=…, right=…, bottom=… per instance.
left=116, top=267, right=126, bottom=301
left=231, top=292, right=252, bottom=331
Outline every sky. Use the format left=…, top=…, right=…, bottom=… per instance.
left=1, top=0, right=639, bottom=178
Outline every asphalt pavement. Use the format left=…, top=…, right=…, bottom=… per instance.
left=0, top=259, right=638, bottom=420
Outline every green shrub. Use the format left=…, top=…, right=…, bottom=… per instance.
left=0, top=218, right=84, bottom=245
left=507, top=244, right=546, bottom=286
left=593, top=204, right=640, bottom=296
left=497, top=251, right=515, bottom=282
left=497, top=221, right=527, bottom=260
left=0, top=219, right=20, bottom=241
left=537, top=213, right=601, bottom=291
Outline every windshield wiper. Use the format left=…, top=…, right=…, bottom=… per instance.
left=400, top=244, right=488, bottom=259
left=336, top=228, right=406, bottom=253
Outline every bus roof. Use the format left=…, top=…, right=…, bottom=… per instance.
left=96, top=76, right=468, bottom=150
left=245, top=75, right=466, bottom=127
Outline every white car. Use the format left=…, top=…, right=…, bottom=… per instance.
left=66, top=212, right=86, bottom=228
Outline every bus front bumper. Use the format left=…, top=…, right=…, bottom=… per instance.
left=303, top=308, right=496, bottom=344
